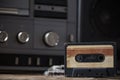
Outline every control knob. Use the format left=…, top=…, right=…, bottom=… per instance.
left=17, top=32, right=29, bottom=43
left=0, top=31, right=8, bottom=43
left=44, top=32, right=59, bottom=47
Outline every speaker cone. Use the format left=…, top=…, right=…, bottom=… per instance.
left=91, top=0, right=120, bottom=39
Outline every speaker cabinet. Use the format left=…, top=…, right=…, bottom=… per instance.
left=78, top=0, right=120, bottom=75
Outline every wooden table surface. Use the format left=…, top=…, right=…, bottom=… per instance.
left=0, top=74, right=119, bottom=80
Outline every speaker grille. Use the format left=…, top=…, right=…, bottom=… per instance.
left=90, top=0, right=120, bottom=39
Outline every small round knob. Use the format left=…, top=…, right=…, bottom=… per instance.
left=17, top=32, right=29, bottom=43
left=44, top=32, right=59, bottom=47
left=0, top=31, right=8, bottom=43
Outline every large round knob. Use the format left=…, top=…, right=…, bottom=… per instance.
left=0, top=31, right=8, bottom=43
left=17, top=32, right=29, bottom=43
left=44, top=32, right=59, bottom=47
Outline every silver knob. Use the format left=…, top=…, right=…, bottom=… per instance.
left=0, top=31, right=8, bottom=43
left=44, top=32, right=59, bottom=47
left=17, top=32, right=29, bottom=43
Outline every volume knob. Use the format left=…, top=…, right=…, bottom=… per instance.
left=0, top=31, right=8, bottom=43
left=17, top=32, right=29, bottom=43
left=44, top=32, right=59, bottom=47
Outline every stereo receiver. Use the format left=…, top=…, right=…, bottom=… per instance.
left=0, top=0, right=77, bottom=73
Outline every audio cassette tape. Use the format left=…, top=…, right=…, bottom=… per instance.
left=65, top=42, right=117, bottom=77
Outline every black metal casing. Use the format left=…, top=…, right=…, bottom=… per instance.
left=0, top=0, right=77, bottom=73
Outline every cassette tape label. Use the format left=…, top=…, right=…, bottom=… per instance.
left=66, top=45, right=114, bottom=68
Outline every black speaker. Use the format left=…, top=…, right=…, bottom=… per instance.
left=78, top=0, right=120, bottom=75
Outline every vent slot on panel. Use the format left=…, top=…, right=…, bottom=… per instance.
left=34, top=0, right=67, bottom=19
left=0, top=54, right=64, bottom=67
left=35, top=0, right=67, bottom=6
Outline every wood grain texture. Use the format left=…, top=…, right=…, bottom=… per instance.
left=66, top=45, right=114, bottom=68
left=0, top=74, right=119, bottom=80
left=67, top=45, right=113, bottom=56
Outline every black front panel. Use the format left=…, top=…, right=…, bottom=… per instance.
left=0, top=17, right=33, bottom=49
left=0, top=54, right=64, bottom=67
left=0, top=0, right=77, bottom=73
left=34, top=0, right=67, bottom=19
left=34, top=19, right=66, bottom=50
left=78, top=0, right=120, bottom=75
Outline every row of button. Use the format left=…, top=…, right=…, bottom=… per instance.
left=0, top=31, right=29, bottom=43
left=15, top=57, right=53, bottom=66
left=0, top=31, right=60, bottom=47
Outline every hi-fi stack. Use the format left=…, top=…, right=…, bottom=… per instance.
left=0, top=0, right=120, bottom=77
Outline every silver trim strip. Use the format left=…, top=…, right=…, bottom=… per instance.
left=0, top=8, right=29, bottom=15
left=0, top=8, right=18, bottom=14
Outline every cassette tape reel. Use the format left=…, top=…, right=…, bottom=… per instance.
left=65, top=42, right=117, bottom=77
